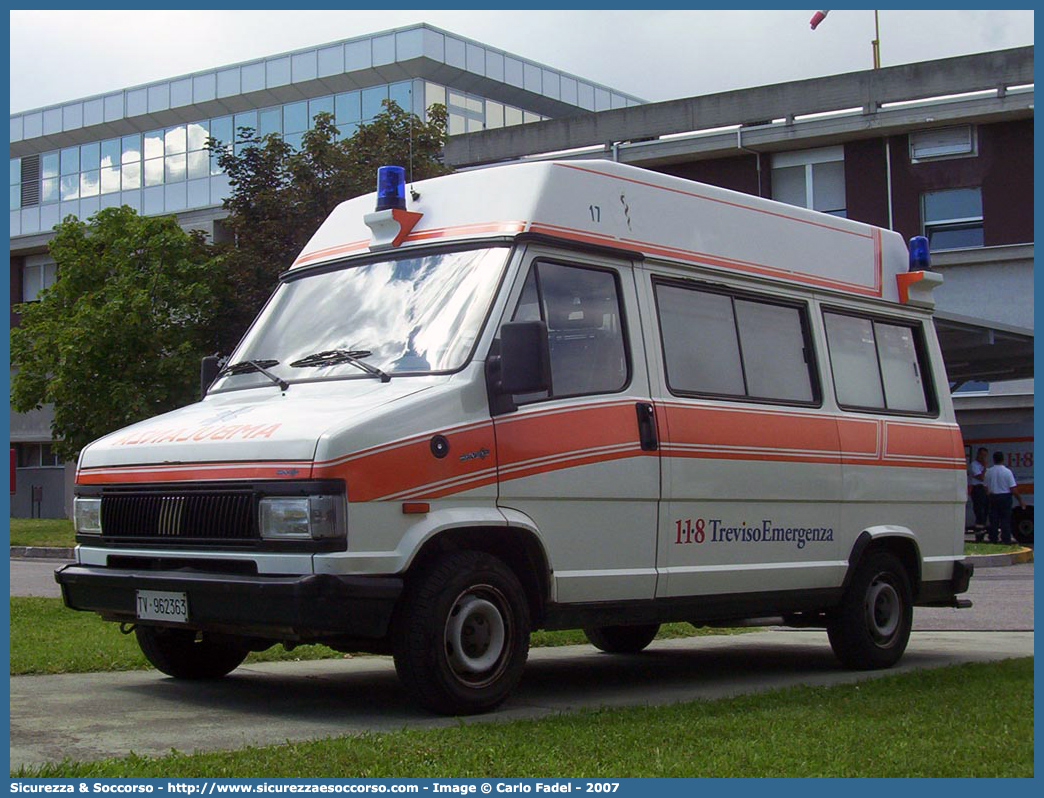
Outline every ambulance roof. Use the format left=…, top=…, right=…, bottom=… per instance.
left=292, top=159, right=914, bottom=305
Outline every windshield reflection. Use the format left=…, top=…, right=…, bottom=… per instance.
left=211, top=247, right=509, bottom=392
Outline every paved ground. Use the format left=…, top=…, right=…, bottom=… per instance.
left=9, top=557, right=70, bottom=598
left=10, top=556, right=1034, bottom=769
left=9, top=629, right=1034, bottom=769
left=914, top=562, right=1034, bottom=631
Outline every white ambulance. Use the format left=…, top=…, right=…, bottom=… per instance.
left=57, top=160, right=973, bottom=715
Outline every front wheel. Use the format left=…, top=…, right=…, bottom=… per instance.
left=827, top=551, right=913, bottom=670
left=584, top=624, right=660, bottom=653
left=393, top=551, right=530, bottom=715
left=135, top=626, right=250, bottom=679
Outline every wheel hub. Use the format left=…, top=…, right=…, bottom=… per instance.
left=445, top=593, right=507, bottom=677
left=865, top=576, right=901, bottom=645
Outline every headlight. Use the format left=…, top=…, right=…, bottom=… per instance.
left=259, top=496, right=344, bottom=541
left=73, top=497, right=102, bottom=535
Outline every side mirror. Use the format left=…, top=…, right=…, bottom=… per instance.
left=498, top=320, right=551, bottom=395
left=200, top=355, right=224, bottom=399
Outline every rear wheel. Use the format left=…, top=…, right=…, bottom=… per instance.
left=135, top=626, right=250, bottom=679
left=584, top=623, right=660, bottom=654
left=827, top=551, right=912, bottom=670
left=393, top=551, right=530, bottom=715
left=1012, top=506, right=1034, bottom=546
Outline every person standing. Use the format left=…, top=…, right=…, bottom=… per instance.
left=969, top=447, right=990, bottom=542
left=984, top=451, right=1025, bottom=544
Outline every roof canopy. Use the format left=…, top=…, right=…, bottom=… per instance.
left=935, top=311, right=1034, bottom=386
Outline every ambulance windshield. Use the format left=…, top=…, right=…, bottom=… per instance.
left=211, top=246, right=509, bottom=392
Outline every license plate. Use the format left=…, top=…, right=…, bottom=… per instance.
left=136, top=590, right=189, bottom=623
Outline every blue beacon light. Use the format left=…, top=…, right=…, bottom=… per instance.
left=375, top=165, right=406, bottom=211
left=908, top=235, right=931, bottom=271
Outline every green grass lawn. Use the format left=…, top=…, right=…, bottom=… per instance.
left=9, top=596, right=348, bottom=674
left=9, top=518, right=75, bottom=548
left=10, top=596, right=737, bottom=675
left=14, top=657, right=1033, bottom=778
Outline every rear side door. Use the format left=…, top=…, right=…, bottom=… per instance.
left=491, top=246, right=661, bottom=604
left=641, top=273, right=845, bottom=600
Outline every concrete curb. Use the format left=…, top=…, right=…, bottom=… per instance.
left=10, top=546, right=74, bottom=559
left=965, top=547, right=1034, bottom=568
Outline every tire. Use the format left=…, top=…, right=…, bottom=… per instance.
left=135, top=626, right=250, bottom=679
left=827, top=551, right=913, bottom=670
left=584, top=623, right=660, bottom=653
left=1012, top=506, right=1034, bottom=546
left=392, top=551, right=530, bottom=715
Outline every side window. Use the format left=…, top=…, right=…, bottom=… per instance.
left=735, top=299, right=815, bottom=402
left=822, top=313, right=884, bottom=408
left=875, top=322, right=928, bottom=413
left=823, top=311, right=930, bottom=414
left=510, top=261, right=629, bottom=400
left=512, top=267, right=542, bottom=323
left=654, top=280, right=817, bottom=405
left=656, top=285, right=744, bottom=395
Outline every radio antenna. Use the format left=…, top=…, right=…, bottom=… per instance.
left=408, top=106, right=415, bottom=186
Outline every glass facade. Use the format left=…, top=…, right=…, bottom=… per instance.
left=10, top=79, right=548, bottom=232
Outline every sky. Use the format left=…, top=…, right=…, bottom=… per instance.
left=9, top=8, right=1036, bottom=114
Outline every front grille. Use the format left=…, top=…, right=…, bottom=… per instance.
left=101, top=491, right=257, bottom=544
left=107, top=555, right=259, bottom=575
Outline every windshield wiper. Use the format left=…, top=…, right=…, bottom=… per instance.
left=218, top=359, right=290, bottom=391
left=289, top=349, right=391, bottom=383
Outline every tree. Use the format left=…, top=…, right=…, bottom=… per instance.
left=10, top=206, right=226, bottom=459
left=209, top=101, right=449, bottom=349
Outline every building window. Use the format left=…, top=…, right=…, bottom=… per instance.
left=388, top=81, right=411, bottom=113
left=910, top=125, right=976, bottom=161
left=100, top=138, right=121, bottom=194
left=257, top=108, right=281, bottom=138
left=771, top=146, right=846, bottom=217
left=309, top=95, right=334, bottom=121
left=423, top=80, right=539, bottom=133
left=361, top=86, right=387, bottom=122
left=22, top=258, right=58, bottom=302
left=922, top=188, right=983, bottom=250
left=11, top=157, right=21, bottom=209
left=15, top=443, right=63, bottom=468
left=39, top=153, right=57, bottom=204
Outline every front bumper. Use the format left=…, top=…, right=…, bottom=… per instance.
left=55, top=564, right=402, bottom=640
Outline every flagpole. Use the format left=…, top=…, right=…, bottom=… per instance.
left=872, top=10, right=881, bottom=69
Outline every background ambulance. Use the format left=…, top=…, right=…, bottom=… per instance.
left=57, top=160, right=973, bottom=715
left=963, top=426, right=1033, bottom=544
